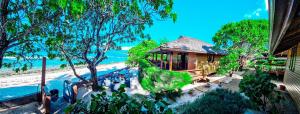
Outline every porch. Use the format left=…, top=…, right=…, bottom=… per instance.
left=147, top=51, right=188, bottom=71
left=147, top=50, right=220, bottom=82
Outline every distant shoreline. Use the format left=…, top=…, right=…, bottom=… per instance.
left=0, top=62, right=125, bottom=77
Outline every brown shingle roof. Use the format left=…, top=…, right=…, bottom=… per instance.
left=149, top=36, right=226, bottom=55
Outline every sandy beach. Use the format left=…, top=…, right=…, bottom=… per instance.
left=0, top=62, right=126, bottom=88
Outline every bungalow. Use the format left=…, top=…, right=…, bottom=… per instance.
left=269, top=0, right=300, bottom=111
left=148, top=36, right=226, bottom=81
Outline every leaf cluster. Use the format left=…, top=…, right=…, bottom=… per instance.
left=213, top=19, right=269, bottom=74
left=239, top=72, right=283, bottom=111
left=180, top=89, right=251, bottom=114
left=65, top=84, right=173, bottom=114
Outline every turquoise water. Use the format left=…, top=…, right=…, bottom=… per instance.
left=0, top=50, right=128, bottom=101
left=1, top=50, right=128, bottom=71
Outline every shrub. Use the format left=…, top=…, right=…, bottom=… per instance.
left=140, top=66, right=192, bottom=92
left=126, top=40, right=158, bottom=67
left=65, top=85, right=173, bottom=113
left=239, top=71, right=283, bottom=112
left=127, top=40, right=192, bottom=94
left=180, top=89, right=251, bottom=114
left=217, top=51, right=239, bottom=74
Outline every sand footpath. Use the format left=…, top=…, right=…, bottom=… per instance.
left=0, top=62, right=126, bottom=88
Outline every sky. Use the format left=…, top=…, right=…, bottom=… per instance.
left=143, top=0, right=269, bottom=45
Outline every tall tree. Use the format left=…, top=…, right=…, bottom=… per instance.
left=0, top=0, right=81, bottom=71
left=46, top=0, right=177, bottom=90
left=213, top=19, right=269, bottom=72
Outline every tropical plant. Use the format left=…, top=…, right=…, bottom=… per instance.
left=65, top=84, right=173, bottom=113
left=45, top=0, right=177, bottom=90
left=239, top=71, right=283, bottom=112
left=213, top=19, right=269, bottom=72
left=248, top=55, right=287, bottom=74
left=180, top=89, right=251, bottom=114
left=217, top=50, right=239, bottom=74
left=140, top=66, right=192, bottom=93
left=126, top=40, right=192, bottom=93
left=126, top=40, right=158, bottom=67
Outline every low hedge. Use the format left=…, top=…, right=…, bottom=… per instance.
left=140, top=66, right=192, bottom=93
left=180, top=89, right=251, bottom=114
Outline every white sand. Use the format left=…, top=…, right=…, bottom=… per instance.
left=0, top=62, right=126, bottom=88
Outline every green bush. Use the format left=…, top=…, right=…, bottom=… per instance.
left=217, top=51, right=239, bottom=74
left=180, top=89, right=251, bottom=114
left=65, top=85, right=173, bottom=113
left=127, top=40, right=192, bottom=93
left=239, top=71, right=283, bottom=112
left=126, top=40, right=158, bottom=67
left=140, top=66, right=192, bottom=92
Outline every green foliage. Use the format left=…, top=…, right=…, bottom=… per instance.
left=217, top=50, right=239, bottom=74
left=126, top=40, right=158, bottom=67
left=43, top=0, right=177, bottom=86
left=141, top=66, right=192, bottom=92
left=180, top=89, right=251, bottom=114
left=213, top=19, right=269, bottom=73
left=0, top=0, right=86, bottom=70
left=65, top=85, right=173, bottom=113
left=127, top=40, right=192, bottom=93
left=239, top=72, right=283, bottom=111
left=249, top=55, right=287, bottom=72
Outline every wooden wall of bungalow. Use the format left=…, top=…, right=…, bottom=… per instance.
left=284, top=42, right=300, bottom=111
left=149, top=51, right=224, bottom=80
left=186, top=52, right=223, bottom=80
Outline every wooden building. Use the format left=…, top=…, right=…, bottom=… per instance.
left=269, top=0, right=300, bottom=111
left=148, top=36, right=226, bottom=80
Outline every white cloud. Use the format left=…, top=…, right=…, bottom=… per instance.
left=121, top=46, right=132, bottom=50
left=244, top=8, right=262, bottom=19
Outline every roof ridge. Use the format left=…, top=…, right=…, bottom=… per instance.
left=177, top=36, right=212, bottom=46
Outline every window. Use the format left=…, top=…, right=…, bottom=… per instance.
left=289, top=45, right=297, bottom=72
left=208, top=54, right=214, bottom=63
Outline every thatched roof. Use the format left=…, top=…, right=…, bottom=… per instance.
left=149, top=36, right=226, bottom=55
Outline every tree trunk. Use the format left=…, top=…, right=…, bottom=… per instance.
left=88, top=64, right=98, bottom=91
left=0, top=0, right=9, bottom=69
left=0, top=39, right=9, bottom=69
left=238, top=56, right=245, bottom=71
left=0, top=51, right=4, bottom=69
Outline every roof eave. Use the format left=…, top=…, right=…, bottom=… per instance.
left=269, top=0, right=299, bottom=54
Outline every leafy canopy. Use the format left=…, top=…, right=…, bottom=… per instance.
left=213, top=19, right=269, bottom=73
left=0, top=0, right=86, bottom=71
left=126, top=40, right=158, bottom=67
left=43, top=0, right=177, bottom=89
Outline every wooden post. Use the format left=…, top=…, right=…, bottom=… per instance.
left=152, top=53, right=154, bottom=61
left=41, top=57, right=46, bottom=102
left=165, top=54, right=168, bottom=69
left=155, top=53, right=158, bottom=61
left=41, top=57, right=46, bottom=90
left=160, top=53, right=163, bottom=69
left=41, top=57, right=50, bottom=114
left=169, top=52, right=173, bottom=71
